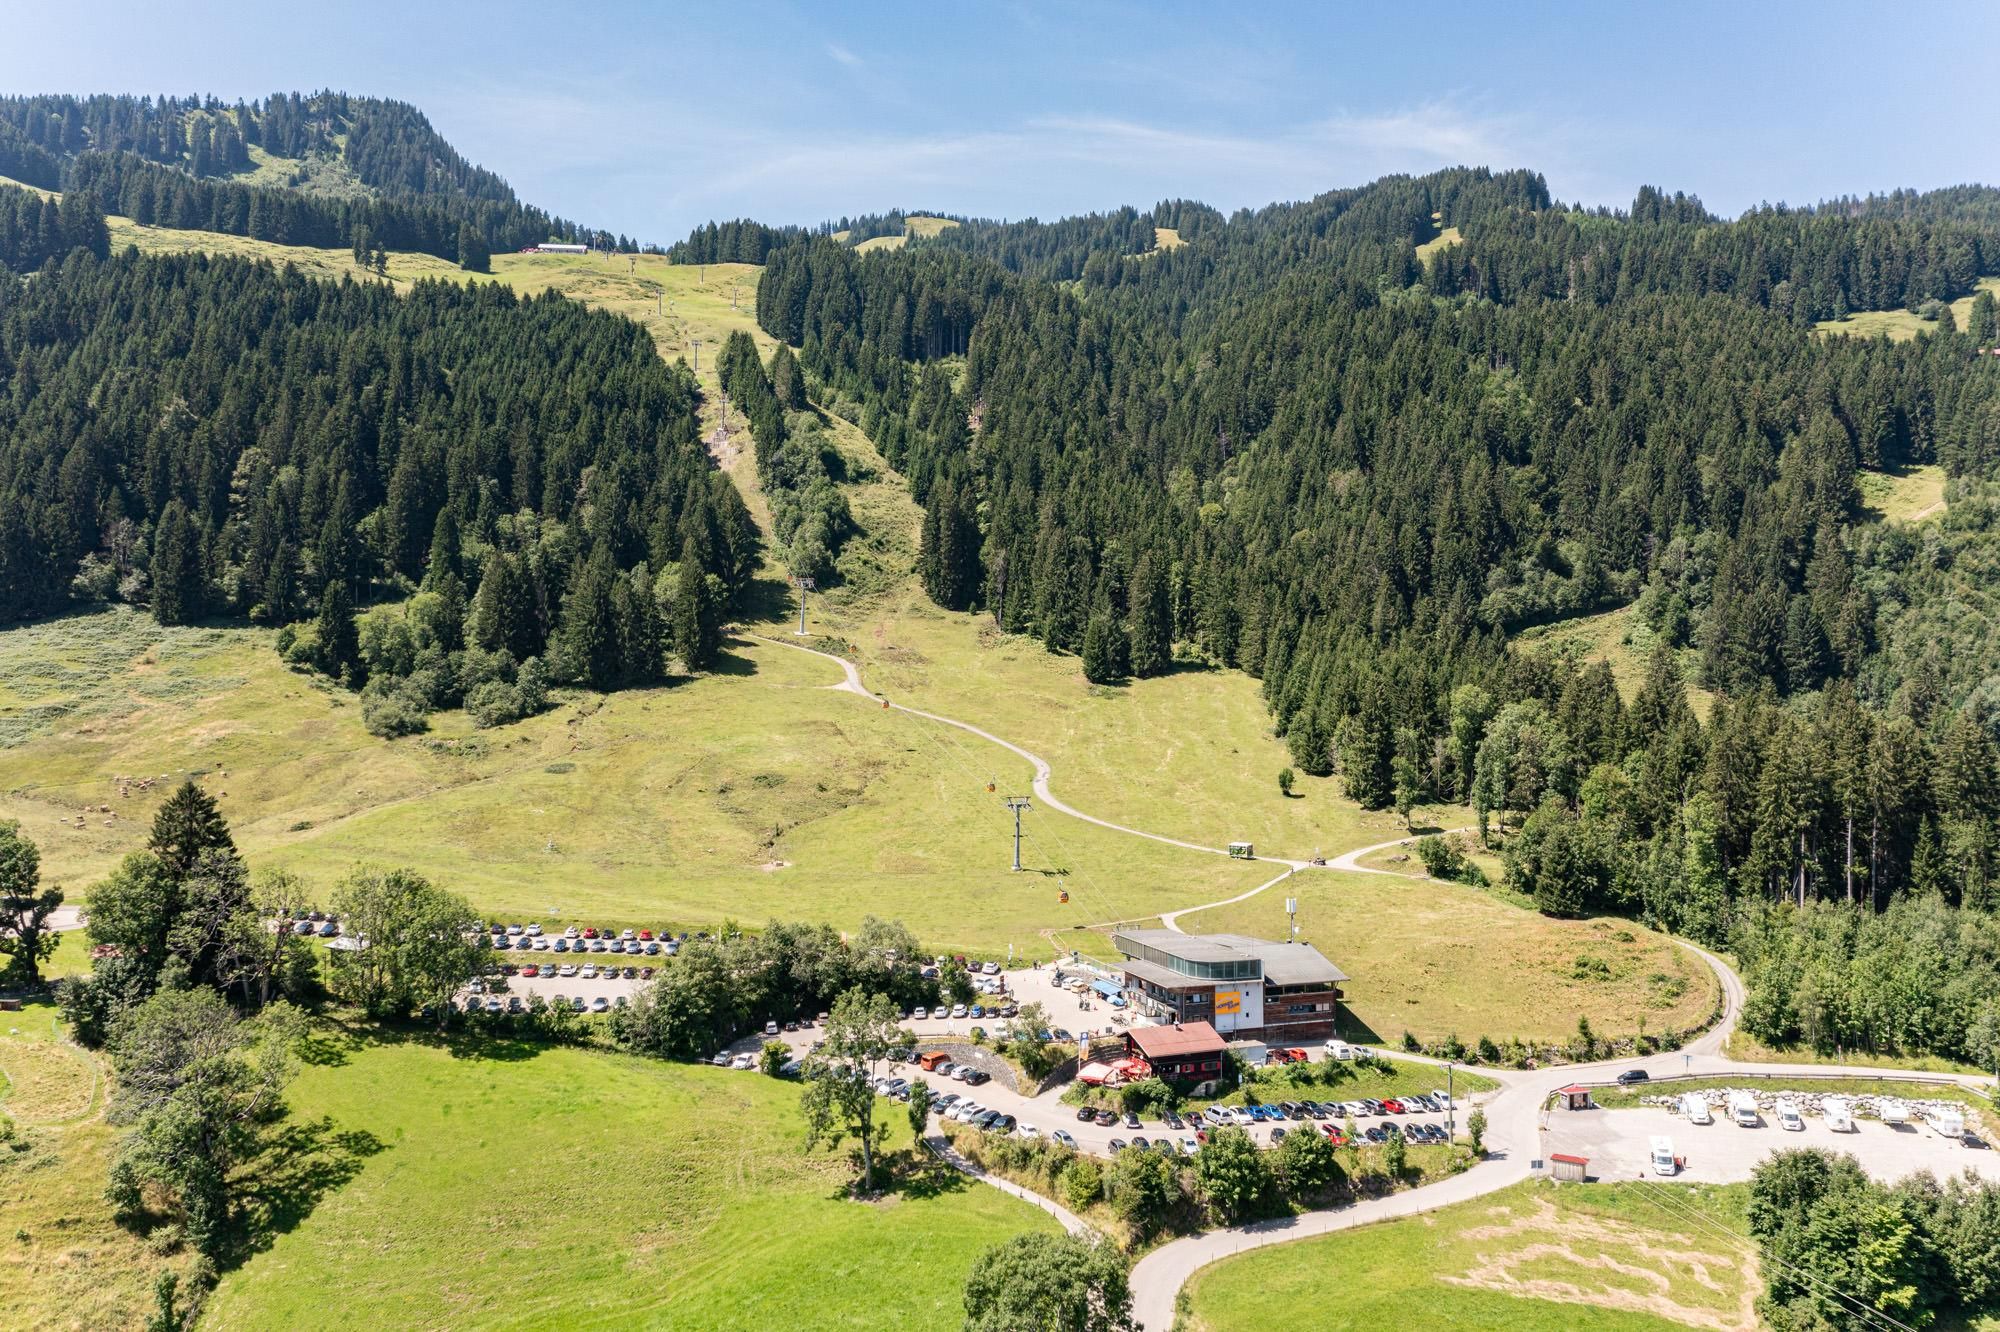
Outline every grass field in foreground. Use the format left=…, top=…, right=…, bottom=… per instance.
left=0, top=1000, right=177, bottom=1331
left=1181, top=1177, right=1757, bottom=1332
left=198, top=1023, right=1051, bottom=1331
left=1175, top=871, right=1719, bottom=1046
left=0, top=606, right=1268, bottom=958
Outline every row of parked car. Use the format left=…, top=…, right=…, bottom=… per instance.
left=510, top=963, right=655, bottom=981
left=913, top=1002, right=1019, bottom=1021
left=1071, top=1091, right=1457, bottom=1136
left=286, top=917, right=344, bottom=937
left=461, top=992, right=624, bottom=1015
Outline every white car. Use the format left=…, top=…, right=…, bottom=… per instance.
left=982, top=961, right=1000, bottom=975
left=579, top=965, right=598, bottom=979
left=1178, top=1136, right=1200, bottom=1156
left=1429, top=1089, right=1453, bottom=1109
left=1016, top=1123, right=1041, bottom=1141
left=951, top=1004, right=969, bottom=1019
left=730, top=1053, right=757, bottom=1070
left=525, top=923, right=543, bottom=936
left=1227, top=1107, right=1256, bottom=1126
left=913, top=1007, right=929, bottom=1020
left=564, top=926, right=580, bottom=938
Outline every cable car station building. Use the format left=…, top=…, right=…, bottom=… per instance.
left=1109, top=929, right=1348, bottom=1041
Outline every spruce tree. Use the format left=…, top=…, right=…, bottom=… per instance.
left=314, top=580, right=360, bottom=683
left=457, top=222, right=490, bottom=273
left=149, top=780, right=237, bottom=880
left=149, top=500, right=205, bottom=626
left=769, top=343, right=806, bottom=412
left=554, top=547, right=621, bottom=690
left=1128, top=553, right=1172, bottom=677
left=1081, top=609, right=1129, bottom=684
left=675, top=541, right=721, bottom=672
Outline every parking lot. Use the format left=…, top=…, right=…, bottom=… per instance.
left=1547, top=1105, right=1999, bottom=1185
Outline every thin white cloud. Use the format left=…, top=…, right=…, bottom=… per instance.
left=826, top=42, right=862, bottom=68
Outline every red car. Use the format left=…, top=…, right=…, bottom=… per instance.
left=1321, top=1125, right=1347, bottom=1145
left=638, top=929, right=653, bottom=940
left=1194, top=1129, right=1210, bottom=1144
left=1381, top=1099, right=1406, bottom=1114
left=582, top=927, right=598, bottom=939
left=521, top=964, right=539, bottom=978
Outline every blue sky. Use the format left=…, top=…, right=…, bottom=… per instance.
left=9, top=2, right=1998, bottom=244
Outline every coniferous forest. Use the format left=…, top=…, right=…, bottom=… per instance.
left=0, top=189, right=754, bottom=736
left=738, top=167, right=2000, bottom=1066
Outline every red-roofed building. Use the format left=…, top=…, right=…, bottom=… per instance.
left=1555, top=1084, right=1594, bottom=1111
left=1124, top=1021, right=1226, bottom=1085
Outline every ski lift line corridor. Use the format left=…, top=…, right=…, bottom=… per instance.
left=743, top=632, right=1320, bottom=871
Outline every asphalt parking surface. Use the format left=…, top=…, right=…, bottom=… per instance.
left=1546, top=1105, right=1999, bottom=1185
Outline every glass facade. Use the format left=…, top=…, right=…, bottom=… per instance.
left=1120, top=938, right=1260, bottom=981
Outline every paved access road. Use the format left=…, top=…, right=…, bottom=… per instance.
left=733, top=634, right=1999, bottom=1330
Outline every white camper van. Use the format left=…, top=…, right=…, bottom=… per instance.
left=1729, top=1091, right=1760, bottom=1127
left=1776, top=1098, right=1805, bottom=1132
left=1879, top=1097, right=1910, bottom=1126
left=1680, top=1093, right=1713, bottom=1125
left=1932, top=1107, right=1966, bottom=1142
left=1823, top=1097, right=1855, bottom=1133
left=1648, top=1135, right=1678, bottom=1176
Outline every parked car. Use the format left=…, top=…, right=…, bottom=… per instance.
left=730, top=1052, right=756, bottom=1070
left=590, top=996, right=610, bottom=1013
left=1617, top=1068, right=1651, bottom=1086
left=951, top=1004, right=968, bottom=1019
left=765, top=1021, right=779, bottom=1036
left=1381, top=1098, right=1406, bottom=1114
left=913, top=1007, right=929, bottom=1021
left=1053, top=1129, right=1077, bottom=1149
left=1131, top=1136, right=1150, bottom=1150
left=1109, top=1138, right=1128, bottom=1153
left=1096, top=1110, right=1118, bottom=1127
left=1163, top=1110, right=1184, bottom=1130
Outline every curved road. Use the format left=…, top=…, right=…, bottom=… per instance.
left=743, top=631, right=1988, bottom=1328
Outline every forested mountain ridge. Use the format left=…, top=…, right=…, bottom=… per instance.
left=0, top=91, right=627, bottom=266
left=0, top=195, right=756, bottom=734
left=730, top=167, right=2000, bottom=1064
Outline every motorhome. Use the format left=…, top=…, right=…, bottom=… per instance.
left=1879, top=1097, right=1910, bottom=1126
left=1776, top=1098, right=1805, bottom=1131
left=1648, top=1135, right=1678, bottom=1176
left=1823, top=1097, right=1855, bottom=1133
left=1680, top=1093, right=1713, bottom=1125
left=1729, top=1091, right=1760, bottom=1127
left=1931, top=1107, right=1966, bottom=1142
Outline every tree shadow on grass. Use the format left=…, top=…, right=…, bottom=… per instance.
left=225, top=1112, right=386, bottom=1267
left=709, top=642, right=763, bottom=677
left=325, top=1015, right=549, bottom=1064
left=828, top=1149, right=974, bottom=1205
